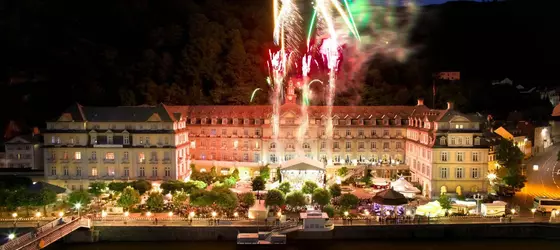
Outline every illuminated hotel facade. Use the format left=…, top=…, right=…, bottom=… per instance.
left=43, top=86, right=490, bottom=197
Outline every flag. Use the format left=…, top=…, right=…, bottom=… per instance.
left=437, top=72, right=460, bottom=80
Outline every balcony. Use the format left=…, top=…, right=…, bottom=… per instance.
left=71, top=175, right=82, bottom=180
left=103, top=159, right=116, bottom=164
left=46, top=175, right=58, bottom=180
left=73, top=158, right=82, bottom=163
left=397, top=148, right=404, bottom=152
left=242, top=147, right=249, bottom=151
left=371, top=148, right=378, bottom=152
left=138, top=160, right=146, bottom=164
left=88, top=175, right=98, bottom=180
left=243, top=134, right=250, bottom=138
left=231, top=134, right=238, bottom=138
left=320, top=147, right=326, bottom=152
left=334, top=135, right=341, bottom=139
left=149, top=159, right=159, bottom=164
left=383, top=148, right=390, bottom=152
left=102, top=175, right=116, bottom=180
left=88, top=158, right=98, bottom=163
left=60, top=159, right=70, bottom=163
left=60, top=175, right=70, bottom=180
left=162, top=159, right=171, bottom=164
left=358, top=135, right=365, bottom=139
left=383, top=135, right=390, bottom=139
left=121, top=158, right=130, bottom=164
left=358, top=148, right=365, bottom=152
left=47, top=158, right=57, bottom=163
left=253, top=147, right=261, bottom=151
left=253, top=135, right=261, bottom=138
left=345, top=135, right=353, bottom=139
left=333, top=148, right=340, bottom=152
left=321, top=135, right=328, bottom=139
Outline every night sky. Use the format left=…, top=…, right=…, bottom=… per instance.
left=421, top=0, right=482, bottom=5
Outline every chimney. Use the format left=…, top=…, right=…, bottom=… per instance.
left=417, top=98, right=424, bottom=106
left=447, top=102, right=454, bottom=110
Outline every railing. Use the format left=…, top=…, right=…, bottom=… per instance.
left=1, top=218, right=90, bottom=250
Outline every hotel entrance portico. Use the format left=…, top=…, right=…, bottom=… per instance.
left=280, top=157, right=326, bottom=190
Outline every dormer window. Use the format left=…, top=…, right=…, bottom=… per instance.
left=359, top=119, right=364, bottom=125
left=333, top=119, right=339, bottom=125
left=233, top=119, right=238, bottom=125
left=455, top=124, right=464, bottom=129
left=222, top=118, right=227, bottom=125
left=201, top=118, right=207, bottom=125
left=474, top=137, right=481, bottom=145
left=255, top=119, right=260, bottom=125
left=383, top=119, right=389, bottom=126
left=244, top=119, right=250, bottom=125
left=270, top=142, right=276, bottom=149
left=211, top=118, right=217, bottom=125
left=346, top=119, right=351, bottom=125
left=396, top=119, right=401, bottom=126
left=191, top=118, right=196, bottom=124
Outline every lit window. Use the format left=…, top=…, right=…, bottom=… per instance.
left=74, top=152, right=81, bottom=160
left=138, top=152, right=145, bottom=163
left=105, top=152, right=115, bottom=160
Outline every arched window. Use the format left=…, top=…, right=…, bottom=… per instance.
left=287, top=143, right=294, bottom=149
left=440, top=185, right=447, bottom=195
left=303, top=143, right=310, bottom=149
left=455, top=186, right=462, bottom=195
left=270, top=142, right=276, bottom=149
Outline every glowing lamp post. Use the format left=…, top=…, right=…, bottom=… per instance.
left=531, top=208, right=537, bottom=218
left=510, top=209, right=516, bottom=217
left=189, top=211, right=195, bottom=219
left=124, top=211, right=129, bottom=225
left=473, top=193, right=483, bottom=214
left=12, top=213, right=17, bottom=228
left=101, top=211, right=107, bottom=218
left=35, top=212, right=42, bottom=226
left=211, top=211, right=217, bottom=218
left=8, top=233, right=15, bottom=240
left=533, top=165, right=539, bottom=171
left=74, top=203, right=82, bottom=217
left=146, top=211, right=152, bottom=217
left=58, top=211, right=64, bottom=218
left=343, top=211, right=349, bottom=217
left=168, top=212, right=173, bottom=218
left=233, top=212, right=239, bottom=218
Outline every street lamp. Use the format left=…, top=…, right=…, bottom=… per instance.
left=58, top=211, right=64, bottom=218
left=35, top=212, right=42, bottom=227
left=473, top=193, right=483, bottom=214
left=364, top=210, right=370, bottom=216
left=211, top=211, right=217, bottom=218
left=74, top=203, right=82, bottom=217
left=343, top=211, right=349, bottom=217
left=385, top=211, right=390, bottom=216
left=189, top=211, right=195, bottom=218
left=124, top=211, right=129, bottom=225
left=531, top=208, right=537, bottom=218
left=510, top=208, right=516, bottom=216
left=234, top=212, right=239, bottom=218
left=277, top=211, right=282, bottom=217
left=8, top=233, right=15, bottom=240
left=146, top=211, right=152, bottom=217
left=406, top=210, right=411, bottom=216
left=533, top=165, right=539, bottom=171
left=168, top=212, right=173, bottom=217
left=12, top=213, right=17, bottom=228
left=101, top=211, right=107, bottom=218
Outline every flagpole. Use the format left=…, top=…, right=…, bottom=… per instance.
left=432, top=73, right=436, bottom=109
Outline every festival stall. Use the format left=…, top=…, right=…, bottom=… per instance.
left=390, top=177, right=421, bottom=199
left=415, top=201, right=446, bottom=217
left=481, top=201, right=507, bottom=216
left=371, top=188, right=408, bottom=216
left=371, top=178, right=390, bottom=190
left=280, top=157, right=326, bottom=190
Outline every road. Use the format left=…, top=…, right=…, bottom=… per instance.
left=513, top=144, right=560, bottom=212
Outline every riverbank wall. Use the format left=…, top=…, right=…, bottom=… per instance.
left=65, top=223, right=560, bottom=242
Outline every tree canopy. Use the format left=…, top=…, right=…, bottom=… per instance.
left=329, top=184, right=342, bottom=198
left=302, top=181, right=318, bottom=195
left=278, top=182, right=291, bottom=194
left=285, top=191, right=307, bottom=210
left=1, top=0, right=556, bottom=134
left=146, top=192, right=165, bottom=212
left=117, top=187, right=141, bottom=210
left=265, top=189, right=286, bottom=208
left=339, top=193, right=359, bottom=210
left=312, top=188, right=331, bottom=207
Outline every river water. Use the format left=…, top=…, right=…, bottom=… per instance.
left=45, top=239, right=560, bottom=250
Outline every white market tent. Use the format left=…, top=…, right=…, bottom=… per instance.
left=390, top=177, right=421, bottom=198
left=481, top=201, right=507, bottom=216
left=415, top=201, right=446, bottom=217
left=280, top=157, right=326, bottom=189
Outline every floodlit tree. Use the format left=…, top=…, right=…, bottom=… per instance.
left=339, top=193, right=359, bottom=210
left=323, top=205, right=335, bottom=217
left=438, top=194, right=452, bottom=211
left=239, top=192, right=256, bottom=208
left=146, top=192, right=165, bottom=212
left=301, top=181, right=318, bottom=195
left=232, top=168, right=240, bottom=180
left=172, top=191, right=188, bottom=208
left=265, top=189, right=285, bottom=208
left=210, top=166, right=218, bottom=178
left=312, top=188, right=331, bottom=208
left=285, top=191, right=307, bottom=210
left=278, top=182, right=291, bottom=194
left=108, top=182, right=129, bottom=193
left=251, top=176, right=266, bottom=201
left=38, top=189, right=57, bottom=215
left=336, top=166, right=349, bottom=177
left=259, top=165, right=271, bottom=181
left=68, top=190, right=91, bottom=208
left=276, top=168, right=282, bottom=182
left=88, top=182, right=107, bottom=197
left=117, top=187, right=141, bottom=211
left=329, top=184, right=342, bottom=198
left=496, top=139, right=526, bottom=189
left=132, top=180, right=152, bottom=195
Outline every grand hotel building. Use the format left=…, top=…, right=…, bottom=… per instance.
left=43, top=86, right=490, bottom=197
